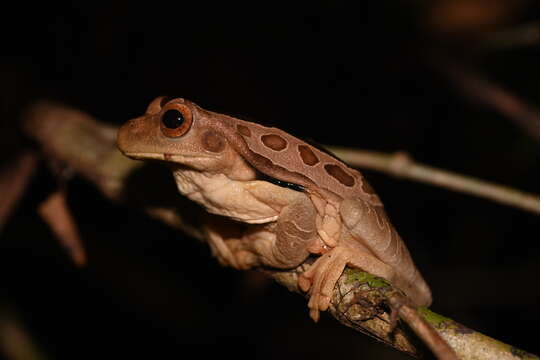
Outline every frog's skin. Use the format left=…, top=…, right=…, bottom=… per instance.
left=117, top=97, right=432, bottom=321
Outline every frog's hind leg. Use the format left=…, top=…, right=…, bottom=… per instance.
left=273, top=197, right=319, bottom=267
left=204, top=214, right=252, bottom=269
left=340, top=198, right=432, bottom=307
left=204, top=197, right=319, bottom=271
left=298, top=246, right=396, bottom=322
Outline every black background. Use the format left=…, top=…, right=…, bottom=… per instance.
left=2, top=1, right=540, bottom=359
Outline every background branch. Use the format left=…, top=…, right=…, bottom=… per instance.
left=0, top=304, right=48, bottom=360
left=0, top=151, right=37, bottom=232
left=482, top=22, right=540, bottom=50
left=434, top=60, right=540, bottom=144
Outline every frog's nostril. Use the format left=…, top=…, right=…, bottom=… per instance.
left=117, top=116, right=146, bottom=151
left=125, top=116, right=145, bottom=132
left=128, top=119, right=138, bottom=128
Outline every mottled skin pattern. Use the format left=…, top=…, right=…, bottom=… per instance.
left=117, top=97, right=432, bottom=321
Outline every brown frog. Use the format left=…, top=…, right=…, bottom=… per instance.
left=117, top=97, right=432, bottom=321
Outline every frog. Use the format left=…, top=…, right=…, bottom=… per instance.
left=117, top=96, right=432, bottom=321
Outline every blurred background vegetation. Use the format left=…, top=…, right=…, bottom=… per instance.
left=1, top=1, right=540, bottom=359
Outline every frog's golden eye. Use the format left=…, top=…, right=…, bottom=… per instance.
left=160, top=104, right=193, bottom=138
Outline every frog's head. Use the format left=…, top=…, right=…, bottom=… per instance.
left=117, top=96, right=249, bottom=175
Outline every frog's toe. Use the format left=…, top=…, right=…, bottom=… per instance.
left=300, top=247, right=351, bottom=321
left=309, top=308, right=321, bottom=322
left=298, top=275, right=312, bottom=292
left=307, top=287, right=323, bottom=322
left=319, top=294, right=331, bottom=311
left=305, top=284, right=331, bottom=321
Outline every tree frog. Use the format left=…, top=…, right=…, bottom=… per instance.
left=117, top=97, right=432, bottom=321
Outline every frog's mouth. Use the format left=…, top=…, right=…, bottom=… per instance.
left=120, top=151, right=162, bottom=161
left=124, top=151, right=175, bottom=162
left=122, top=151, right=210, bottom=161
left=121, top=151, right=219, bottom=170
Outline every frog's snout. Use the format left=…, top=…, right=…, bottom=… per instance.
left=117, top=116, right=148, bottom=154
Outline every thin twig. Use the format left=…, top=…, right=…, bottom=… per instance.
left=482, top=22, right=540, bottom=50
left=0, top=151, right=38, bottom=232
left=388, top=295, right=459, bottom=360
left=329, top=147, right=540, bottom=216
left=37, top=189, right=87, bottom=267
left=0, top=304, right=48, bottom=360
left=436, top=59, right=540, bottom=143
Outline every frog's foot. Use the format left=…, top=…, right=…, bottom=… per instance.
left=298, top=246, right=395, bottom=322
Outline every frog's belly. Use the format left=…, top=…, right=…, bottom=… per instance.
left=173, top=170, right=280, bottom=224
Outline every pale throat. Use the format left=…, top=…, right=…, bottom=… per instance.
left=171, top=168, right=281, bottom=224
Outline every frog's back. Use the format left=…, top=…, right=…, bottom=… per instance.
left=204, top=108, right=381, bottom=205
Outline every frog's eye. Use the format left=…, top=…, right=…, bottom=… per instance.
left=160, top=104, right=193, bottom=138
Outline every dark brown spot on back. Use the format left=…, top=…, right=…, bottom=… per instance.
left=249, top=153, right=306, bottom=192
left=298, top=145, right=319, bottom=166
left=201, top=130, right=226, bottom=153
left=261, top=134, right=287, bottom=151
left=251, top=152, right=274, bottom=168
left=324, top=164, right=355, bottom=187
left=237, top=124, right=251, bottom=137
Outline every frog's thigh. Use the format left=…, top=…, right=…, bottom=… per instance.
left=339, top=197, right=390, bottom=251
left=299, top=246, right=396, bottom=321
left=249, top=197, right=317, bottom=268
left=204, top=214, right=242, bottom=269
left=204, top=214, right=259, bottom=270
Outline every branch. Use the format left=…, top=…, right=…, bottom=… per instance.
left=435, top=59, right=540, bottom=144
left=37, top=189, right=87, bottom=267
left=328, top=147, right=540, bottom=216
left=388, top=296, right=458, bottom=360
left=0, top=150, right=38, bottom=232
left=416, top=307, right=539, bottom=360
left=482, top=22, right=540, bottom=50
left=21, top=100, right=205, bottom=240
left=20, top=100, right=539, bottom=359
left=0, top=304, right=48, bottom=360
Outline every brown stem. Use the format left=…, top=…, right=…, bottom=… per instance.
left=0, top=150, right=38, bottom=232
left=388, top=295, right=459, bottom=360
left=0, top=304, right=48, bottom=360
left=436, top=59, right=540, bottom=143
left=482, top=22, right=540, bottom=50
left=37, top=189, right=87, bottom=267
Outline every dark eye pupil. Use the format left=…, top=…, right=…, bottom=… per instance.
left=162, top=109, right=184, bottom=129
